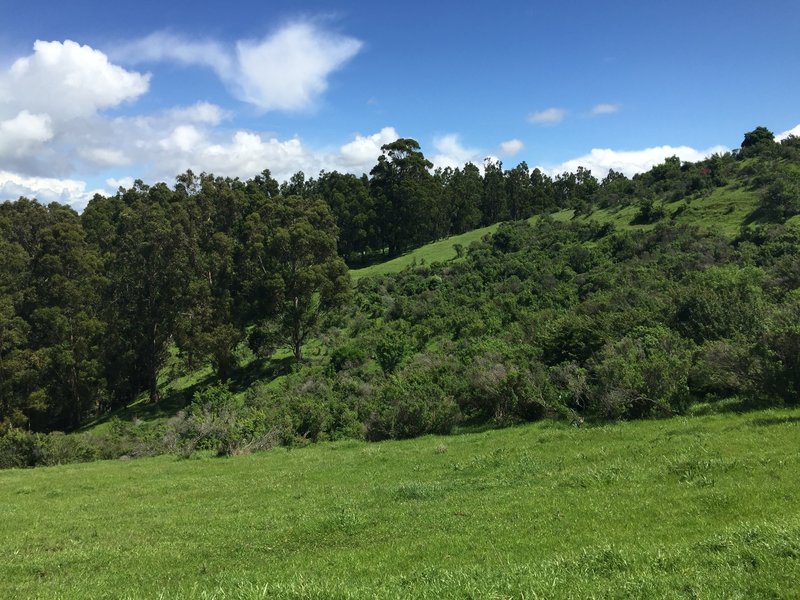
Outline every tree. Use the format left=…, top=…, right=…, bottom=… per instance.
left=99, top=182, right=193, bottom=404
left=481, top=158, right=508, bottom=224
left=244, top=195, right=350, bottom=361
left=173, top=174, right=248, bottom=381
left=311, top=171, right=377, bottom=263
left=741, top=126, right=775, bottom=150
left=505, top=162, right=534, bottom=220
left=446, top=163, right=484, bottom=233
left=370, top=139, right=436, bottom=256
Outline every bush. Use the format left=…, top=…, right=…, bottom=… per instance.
left=165, top=384, right=255, bottom=457
left=329, top=343, right=368, bottom=372
left=464, top=352, right=557, bottom=424
left=590, top=326, right=693, bottom=419
left=366, top=375, right=461, bottom=441
left=0, top=428, right=44, bottom=469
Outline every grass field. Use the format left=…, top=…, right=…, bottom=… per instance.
left=3, top=407, right=800, bottom=599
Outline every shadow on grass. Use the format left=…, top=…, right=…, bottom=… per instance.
left=80, top=355, right=297, bottom=431
left=225, top=355, right=296, bottom=395
left=748, top=415, right=800, bottom=427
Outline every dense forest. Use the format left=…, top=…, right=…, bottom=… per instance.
left=0, top=126, right=799, bottom=466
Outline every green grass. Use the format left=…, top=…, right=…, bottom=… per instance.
left=3, top=407, right=800, bottom=598
left=350, top=223, right=500, bottom=280
left=351, top=185, right=761, bottom=281
left=544, top=185, right=760, bottom=237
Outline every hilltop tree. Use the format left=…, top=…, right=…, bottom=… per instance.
left=370, top=139, right=436, bottom=256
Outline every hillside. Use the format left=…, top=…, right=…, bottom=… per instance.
left=352, top=183, right=763, bottom=279
left=1, top=127, right=799, bottom=468
left=2, top=407, right=799, bottom=598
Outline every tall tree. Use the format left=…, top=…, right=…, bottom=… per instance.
left=311, top=171, right=377, bottom=263
left=447, top=163, right=484, bottom=234
left=244, top=195, right=350, bottom=361
left=481, top=159, right=508, bottom=224
left=370, top=139, right=436, bottom=256
left=100, top=182, right=193, bottom=404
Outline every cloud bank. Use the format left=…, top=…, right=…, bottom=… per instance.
left=540, top=144, right=730, bottom=179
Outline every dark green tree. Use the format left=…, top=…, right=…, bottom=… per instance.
left=244, top=195, right=350, bottom=361
left=370, top=139, right=436, bottom=256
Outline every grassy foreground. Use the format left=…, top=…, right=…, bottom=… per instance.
left=3, top=408, right=800, bottom=599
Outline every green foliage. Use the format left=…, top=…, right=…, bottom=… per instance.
left=590, top=326, right=693, bottom=418
left=2, top=125, right=800, bottom=458
left=367, top=374, right=460, bottom=440
left=374, top=327, right=410, bottom=373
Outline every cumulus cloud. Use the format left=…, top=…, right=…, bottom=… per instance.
left=0, top=110, right=53, bottom=156
left=540, top=144, right=730, bottom=179
left=528, top=108, right=567, bottom=125
left=115, top=23, right=362, bottom=112
left=776, top=123, right=800, bottom=142
left=0, top=170, right=103, bottom=209
left=591, top=103, right=620, bottom=115
left=106, top=176, right=135, bottom=191
left=113, top=32, right=232, bottom=74
left=235, top=23, right=362, bottom=111
left=499, top=138, right=524, bottom=156
left=430, top=134, right=482, bottom=170
left=338, top=127, right=399, bottom=167
left=0, top=124, right=404, bottom=210
left=0, top=40, right=149, bottom=173
left=166, top=102, right=229, bottom=126
left=0, top=40, right=149, bottom=121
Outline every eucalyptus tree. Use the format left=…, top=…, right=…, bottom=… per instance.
left=243, top=194, right=350, bottom=361
left=370, top=138, right=436, bottom=256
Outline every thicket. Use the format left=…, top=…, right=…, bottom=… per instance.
left=1, top=127, right=799, bottom=468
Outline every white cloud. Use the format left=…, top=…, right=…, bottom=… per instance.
left=338, top=127, right=399, bottom=167
left=540, top=144, right=730, bottom=178
left=106, top=176, right=134, bottom=191
left=236, top=22, right=362, bottom=112
left=591, top=103, right=620, bottom=115
left=79, top=147, right=130, bottom=167
left=112, top=32, right=232, bottom=74
left=0, top=110, right=53, bottom=156
left=0, top=40, right=149, bottom=121
left=528, top=107, right=567, bottom=125
left=0, top=170, right=102, bottom=210
left=115, top=23, right=362, bottom=113
left=776, top=124, right=800, bottom=142
left=166, top=102, right=229, bottom=126
left=499, top=138, right=524, bottom=156
left=431, top=134, right=482, bottom=170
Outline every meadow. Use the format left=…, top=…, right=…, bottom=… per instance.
left=2, top=406, right=800, bottom=599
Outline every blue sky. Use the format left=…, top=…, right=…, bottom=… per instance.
left=1, top=0, right=798, bottom=209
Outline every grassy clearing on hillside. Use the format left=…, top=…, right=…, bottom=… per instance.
left=350, top=223, right=499, bottom=280
left=3, top=408, right=800, bottom=599
left=352, top=185, right=761, bottom=280
left=546, top=185, right=760, bottom=237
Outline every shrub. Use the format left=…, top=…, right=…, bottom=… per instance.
left=366, top=375, right=461, bottom=441
left=0, top=428, right=44, bottom=469
left=590, top=326, right=693, bottom=419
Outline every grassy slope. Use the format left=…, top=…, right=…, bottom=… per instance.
left=350, top=222, right=500, bottom=280
left=3, top=407, right=800, bottom=599
left=352, top=185, right=761, bottom=280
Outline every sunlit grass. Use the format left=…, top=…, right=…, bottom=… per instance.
left=3, top=407, right=799, bottom=598
left=350, top=223, right=499, bottom=280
